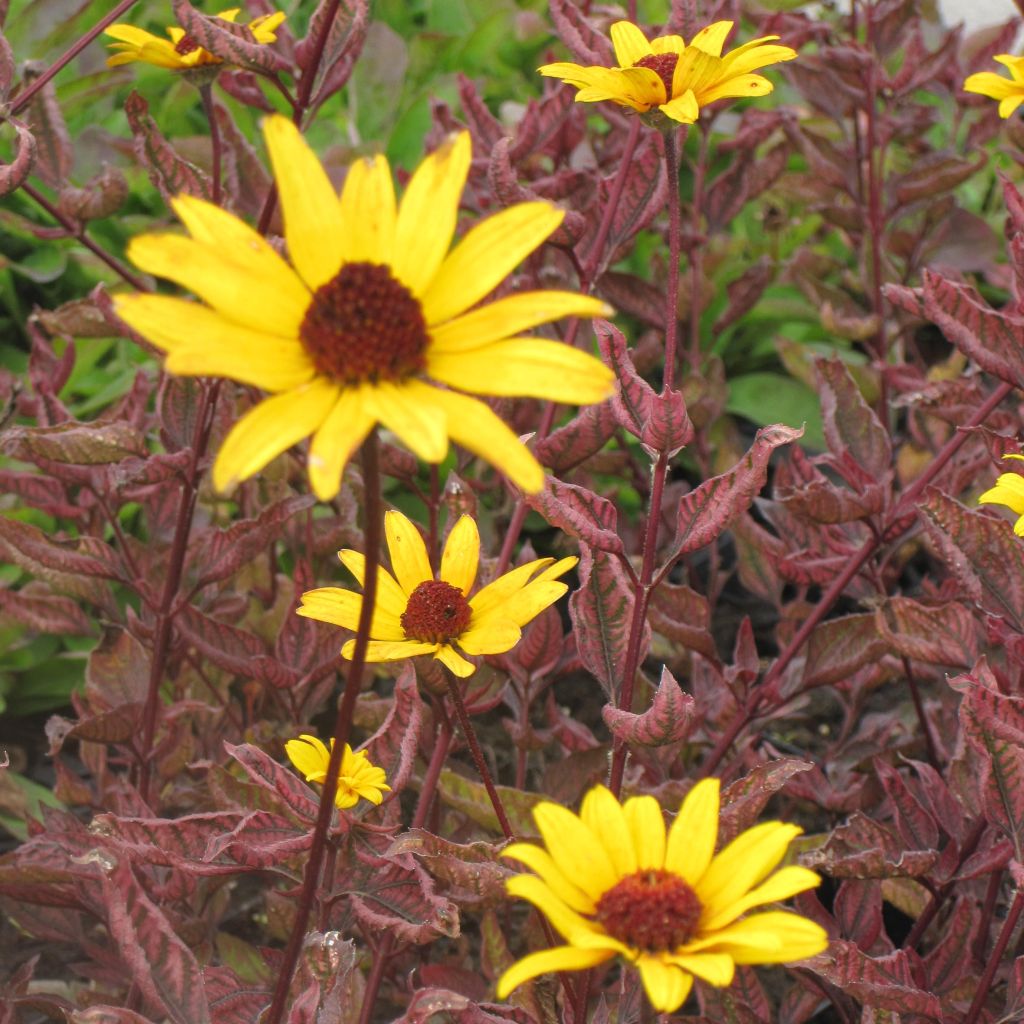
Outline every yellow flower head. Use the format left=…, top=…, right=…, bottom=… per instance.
left=299, top=509, right=577, bottom=678
left=114, top=117, right=613, bottom=499
left=105, top=8, right=285, bottom=70
left=284, top=734, right=390, bottom=810
left=539, top=20, right=797, bottom=125
left=497, top=780, right=828, bottom=1013
left=963, top=56, right=1024, bottom=119
left=979, top=453, right=1024, bottom=533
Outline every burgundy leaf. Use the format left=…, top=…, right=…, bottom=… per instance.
left=535, top=400, right=618, bottom=473
left=22, top=66, right=70, bottom=189
left=0, top=28, right=12, bottom=102
left=833, top=880, right=883, bottom=950
left=0, top=585, right=93, bottom=636
left=66, top=704, right=143, bottom=744
left=712, top=259, right=775, bottom=335
left=171, top=0, right=288, bottom=72
left=296, top=0, right=368, bottom=109
left=388, top=829, right=508, bottom=908
left=602, top=666, right=696, bottom=747
left=456, top=73, right=503, bottom=151
left=225, top=742, right=322, bottom=822
left=362, top=663, right=423, bottom=797
left=1, top=420, right=147, bottom=465
left=718, top=758, right=814, bottom=843
left=57, top=164, right=128, bottom=223
left=875, top=759, right=940, bottom=852
left=875, top=597, right=978, bottom=667
left=525, top=475, right=622, bottom=554
left=804, top=813, right=938, bottom=878
left=0, top=119, right=37, bottom=197
left=547, top=0, right=614, bottom=65
left=706, top=142, right=788, bottom=234
left=803, top=613, right=887, bottom=689
left=647, top=580, right=716, bottom=661
left=816, top=358, right=891, bottom=478
left=890, top=151, right=985, bottom=207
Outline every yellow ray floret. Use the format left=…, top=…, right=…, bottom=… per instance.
left=115, top=117, right=614, bottom=498
left=964, top=56, right=1024, bottom=119
left=979, top=453, right=1024, bottom=535
left=539, top=19, right=797, bottom=125
left=284, top=734, right=390, bottom=810
left=105, top=8, right=285, bottom=70
left=298, top=509, right=577, bottom=677
left=497, top=779, right=828, bottom=1012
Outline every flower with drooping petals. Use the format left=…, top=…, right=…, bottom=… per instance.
left=298, top=509, right=576, bottom=678
left=979, top=453, right=1024, bottom=534
left=539, top=20, right=797, bottom=125
left=964, top=56, right=1024, bottom=119
left=284, top=734, right=390, bottom=810
left=114, top=116, right=613, bottom=498
left=105, top=8, right=285, bottom=71
left=497, top=779, right=828, bottom=1012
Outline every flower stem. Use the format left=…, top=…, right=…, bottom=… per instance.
left=9, top=0, right=140, bottom=116
left=137, top=379, right=220, bottom=806
left=608, top=126, right=684, bottom=798
left=264, top=431, right=383, bottom=1024
left=198, top=83, right=222, bottom=206
left=901, top=655, right=939, bottom=770
left=449, top=679, right=514, bottom=840
left=411, top=704, right=454, bottom=830
left=964, top=887, right=1024, bottom=1024
left=686, top=123, right=707, bottom=373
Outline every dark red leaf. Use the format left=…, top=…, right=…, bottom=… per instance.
left=295, top=0, right=368, bottom=108
left=171, top=0, right=288, bottom=72
left=718, top=758, right=814, bottom=843
left=0, top=118, right=37, bottom=198
left=816, top=358, right=891, bottom=478
left=22, top=66, right=70, bottom=189
left=602, top=666, right=696, bottom=747
left=362, top=663, right=423, bottom=797
left=224, top=742, right=321, bottom=822
left=525, top=475, right=622, bottom=554
left=803, top=613, right=887, bottom=689
left=547, top=0, right=614, bottom=65
left=535, top=400, right=618, bottom=473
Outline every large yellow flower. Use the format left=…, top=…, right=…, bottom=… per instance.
left=114, top=117, right=613, bottom=499
left=284, top=734, right=390, bottom=810
left=964, top=56, right=1024, bottom=119
left=298, top=509, right=576, bottom=678
left=979, top=454, right=1024, bottom=534
left=539, top=20, right=797, bottom=124
left=497, top=780, right=828, bottom=1013
left=105, top=8, right=285, bottom=70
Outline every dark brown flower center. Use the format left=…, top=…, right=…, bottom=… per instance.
left=298, top=262, right=429, bottom=385
left=174, top=34, right=201, bottom=56
left=595, top=869, right=703, bottom=952
left=401, top=580, right=472, bottom=644
left=634, top=53, right=679, bottom=99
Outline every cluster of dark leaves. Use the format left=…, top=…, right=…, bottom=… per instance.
left=4, top=0, right=1024, bottom=1021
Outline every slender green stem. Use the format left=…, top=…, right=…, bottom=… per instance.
left=264, top=432, right=383, bottom=1024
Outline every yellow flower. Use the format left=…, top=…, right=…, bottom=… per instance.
left=298, top=509, right=576, bottom=678
left=497, top=780, right=828, bottom=1013
left=979, top=454, right=1024, bottom=533
left=964, top=56, right=1024, bottom=118
left=114, top=117, right=613, bottom=499
left=105, top=8, right=285, bottom=70
left=539, top=20, right=797, bottom=124
left=284, top=734, right=390, bottom=810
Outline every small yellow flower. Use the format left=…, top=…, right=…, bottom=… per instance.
left=497, top=780, right=828, bottom=1013
left=114, top=116, right=613, bottom=498
left=539, top=20, right=797, bottom=125
left=284, top=734, right=390, bottom=810
left=105, top=8, right=285, bottom=71
left=964, top=56, right=1024, bottom=118
left=299, top=510, right=576, bottom=678
left=979, top=453, right=1024, bottom=533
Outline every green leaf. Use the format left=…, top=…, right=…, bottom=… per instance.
left=727, top=372, right=826, bottom=450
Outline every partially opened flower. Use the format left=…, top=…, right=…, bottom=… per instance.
left=105, top=8, right=285, bottom=70
left=539, top=20, right=797, bottom=125
left=284, top=734, right=390, bottom=810
left=298, top=510, right=576, bottom=677
left=114, top=116, right=613, bottom=499
left=964, top=56, right=1024, bottom=118
left=497, top=780, right=828, bottom=1012
left=979, top=454, right=1024, bottom=534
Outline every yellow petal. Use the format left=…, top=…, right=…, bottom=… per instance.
left=470, top=558, right=555, bottom=621
left=575, top=66, right=663, bottom=108
left=979, top=472, right=1024, bottom=513
left=307, top=389, right=375, bottom=501
left=1001, top=94, right=1024, bottom=118
left=127, top=230, right=308, bottom=338
left=720, top=41, right=796, bottom=77
left=964, top=71, right=1019, bottom=101
left=696, top=822, right=802, bottom=918
left=427, top=338, right=614, bottom=404
left=285, top=733, right=329, bottom=779
left=263, top=115, right=345, bottom=291
left=660, top=89, right=700, bottom=123
left=701, top=865, right=822, bottom=932
left=457, top=619, right=521, bottom=655
left=501, top=842, right=596, bottom=914
left=105, top=24, right=162, bottom=45
left=650, top=35, right=685, bottom=55
left=610, top=21, right=652, bottom=66
left=298, top=586, right=405, bottom=640
left=533, top=802, right=618, bottom=898
left=212, top=380, right=339, bottom=493
left=114, top=294, right=314, bottom=393
left=505, top=874, right=600, bottom=941
left=685, top=911, right=829, bottom=964
left=635, top=956, right=693, bottom=1013
left=496, top=946, right=613, bottom=1000
left=392, top=132, right=472, bottom=298
left=440, top=515, right=479, bottom=596
left=497, top=580, right=569, bottom=629
left=336, top=551, right=409, bottom=621
left=580, top=785, right=637, bottom=878
left=339, top=154, right=396, bottom=264
left=665, top=778, right=720, bottom=884
left=699, top=73, right=774, bottom=105
left=665, top=952, right=734, bottom=987
left=384, top=510, right=433, bottom=596
left=342, top=638, right=438, bottom=662
left=690, top=21, right=734, bottom=57
left=623, top=795, right=667, bottom=870
left=429, top=291, right=612, bottom=354
left=402, top=384, right=544, bottom=494
left=365, top=381, right=450, bottom=463
left=434, top=644, right=476, bottom=676
left=423, top=202, right=565, bottom=326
